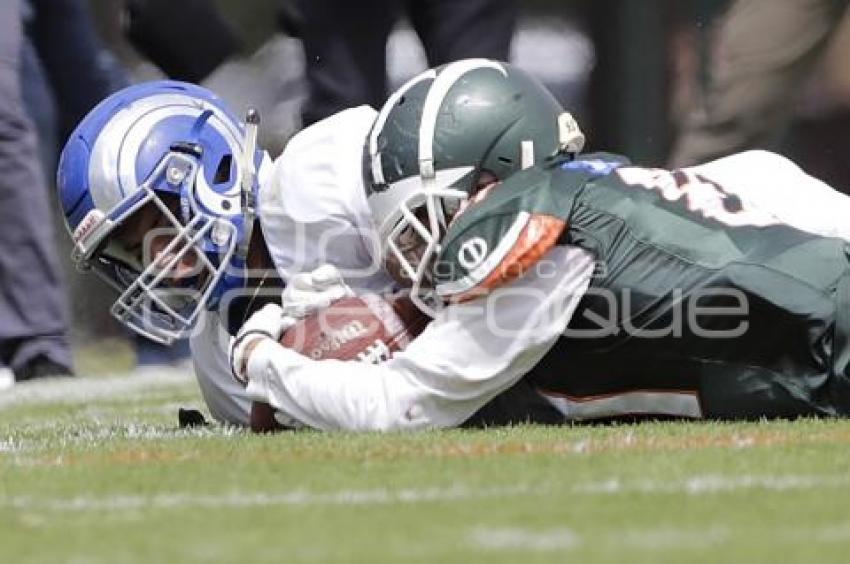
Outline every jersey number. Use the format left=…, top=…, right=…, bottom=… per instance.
left=616, top=168, right=779, bottom=227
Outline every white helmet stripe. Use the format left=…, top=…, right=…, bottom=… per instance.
left=369, top=69, right=437, bottom=186
left=418, top=59, right=507, bottom=180
left=89, top=93, right=243, bottom=213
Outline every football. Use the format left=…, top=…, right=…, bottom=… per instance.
left=250, top=293, right=430, bottom=433
left=279, top=293, right=430, bottom=363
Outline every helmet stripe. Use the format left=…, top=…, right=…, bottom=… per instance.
left=417, top=59, right=507, bottom=181
left=88, top=93, right=245, bottom=213
left=369, top=69, right=437, bottom=186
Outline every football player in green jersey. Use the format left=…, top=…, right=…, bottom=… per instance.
left=228, top=60, right=850, bottom=430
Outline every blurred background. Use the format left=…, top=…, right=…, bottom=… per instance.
left=7, top=0, right=849, bottom=377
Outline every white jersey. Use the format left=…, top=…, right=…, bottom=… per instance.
left=191, top=105, right=391, bottom=425
left=191, top=311, right=251, bottom=425
left=242, top=150, right=850, bottom=431
left=259, top=105, right=392, bottom=293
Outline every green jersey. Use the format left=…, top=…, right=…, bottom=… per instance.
left=435, top=154, right=850, bottom=419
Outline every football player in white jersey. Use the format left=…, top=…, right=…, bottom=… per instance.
left=57, top=60, right=581, bottom=427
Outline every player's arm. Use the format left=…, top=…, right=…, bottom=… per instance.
left=239, top=246, right=595, bottom=431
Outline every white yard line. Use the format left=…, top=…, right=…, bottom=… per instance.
left=574, top=473, right=850, bottom=495
left=803, top=522, right=850, bottom=543
left=468, top=525, right=732, bottom=552
left=469, top=526, right=581, bottom=551
left=6, top=484, right=535, bottom=512
left=0, top=437, right=22, bottom=453
left=5, top=473, right=850, bottom=513
left=0, top=367, right=194, bottom=409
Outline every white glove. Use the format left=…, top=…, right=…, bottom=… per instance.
left=281, top=264, right=354, bottom=319
left=229, top=303, right=296, bottom=386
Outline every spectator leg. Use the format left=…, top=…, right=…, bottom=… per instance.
left=670, top=0, right=850, bottom=167
left=407, top=0, right=518, bottom=65
left=298, top=0, right=399, bottom=125
left=0, top=0, right=73, bottom=375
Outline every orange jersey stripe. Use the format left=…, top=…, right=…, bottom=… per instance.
left=452, top=214, right=567, bottom=303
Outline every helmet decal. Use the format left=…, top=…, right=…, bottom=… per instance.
left=72, top=209, right=107, bottom=247
left=457, top=237, right=489, bottom=271
left=557, top=113, right=585, bottom=154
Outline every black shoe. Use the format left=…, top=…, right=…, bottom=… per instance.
left=14, top=356, right=74, bottom=382
left=178, top=408, right=209, bottom=429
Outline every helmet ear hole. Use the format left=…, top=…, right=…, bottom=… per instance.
left=213, top=155, right=233, bottom=184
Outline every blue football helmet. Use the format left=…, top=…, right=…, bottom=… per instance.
left=57, top=80, right=268, bottom=344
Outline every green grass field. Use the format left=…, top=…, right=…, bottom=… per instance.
left=3, top=369, right=850, bottom=563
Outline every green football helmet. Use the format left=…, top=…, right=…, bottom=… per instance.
left=365, top=58, right=584, bottom=308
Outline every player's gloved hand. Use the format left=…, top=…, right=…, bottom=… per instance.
left=230, top=303, right=296, bottom=385
left=281, top=264, right=354, bottom=319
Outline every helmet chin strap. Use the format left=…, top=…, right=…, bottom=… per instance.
left=237, top=108, right=260, bottom=262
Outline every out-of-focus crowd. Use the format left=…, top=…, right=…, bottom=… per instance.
left=1, top=0, right=848, bottom=385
